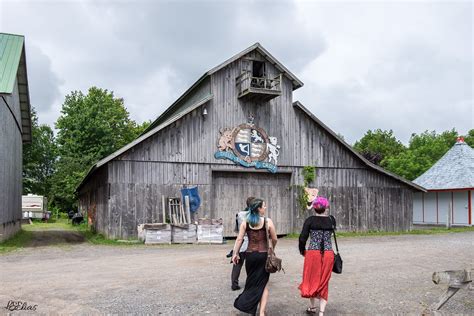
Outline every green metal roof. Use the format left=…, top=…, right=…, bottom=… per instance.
left=0, top=33, right=24, bottom=94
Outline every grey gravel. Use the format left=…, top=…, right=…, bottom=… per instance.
left=0, top=232, right=473, bottom=315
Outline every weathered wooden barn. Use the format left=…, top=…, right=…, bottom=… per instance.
left=0, top=33, right=32, bottom=241
left=413, top=138, right=473, bottom=226
left=77, top=43, right=424, bottom=239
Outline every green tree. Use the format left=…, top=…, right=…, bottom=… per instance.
left=52, top=87, right=144, bottom=211
left=384, top=129, right=458, bottom=180
left=463, top=129, right=474, bottom=147
left=23, top=107, right=57, bottom=196
left=136, top=120, right=152, bottom=136
left=354, top=129, right=406, bottom=166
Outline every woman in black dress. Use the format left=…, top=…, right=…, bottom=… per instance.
left=232, top=198, right=278, bottom=316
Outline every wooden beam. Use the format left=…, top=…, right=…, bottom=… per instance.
left=185, top=195, right=191, bottom=224
left=430, top=269, right=473, bottom=312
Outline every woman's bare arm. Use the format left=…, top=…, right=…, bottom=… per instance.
left=268, top=218, right=278, bottom=249
left=231, top=221, right=247, bottom=264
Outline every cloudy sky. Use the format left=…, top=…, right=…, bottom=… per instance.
left=1, top=0, right=472, bottom=144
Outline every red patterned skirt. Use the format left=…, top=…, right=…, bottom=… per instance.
left=298, top=250, right=334, bottom=300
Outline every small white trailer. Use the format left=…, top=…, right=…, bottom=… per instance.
left=22, top=194, right=47, bottom=219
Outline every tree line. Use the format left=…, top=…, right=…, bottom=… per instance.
left=23, top=86, right=473, bottom=213
left=23, top=87, right=150, bottom=213
left=354, top=129, right=473, bottom=180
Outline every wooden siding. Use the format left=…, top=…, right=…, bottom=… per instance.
left=145, top=77, right=211, bottom=132
left=78, top=48, right=415, bottom=238
left=78, top=166, right=109, bottom=235
left=211, top=171, right=292, bottom=235
left=0, top=79, right=23, bottom=241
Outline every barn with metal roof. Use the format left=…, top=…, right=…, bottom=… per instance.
left=0, top=33, right=32, bottom=241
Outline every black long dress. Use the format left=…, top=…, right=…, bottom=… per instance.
left=234, top=222, right=269, bottom=315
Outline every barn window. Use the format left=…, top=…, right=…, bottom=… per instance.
left=252, top=61, right=266, bottom=78
left=236, top=58, right=282, bottom=102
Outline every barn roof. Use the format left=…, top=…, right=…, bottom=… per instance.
left=293, top=101, right=426, bottom=192
left=413, top=138, right=474, bottom=190
left=0, top=33, right=32, bottom=143
left=208, top=42, right=304, bottom=89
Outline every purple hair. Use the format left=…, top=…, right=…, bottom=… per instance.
left=312, top=196, right=329, bottom=210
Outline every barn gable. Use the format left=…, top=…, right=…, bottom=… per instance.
left=0, top=33, right=32, bottom=143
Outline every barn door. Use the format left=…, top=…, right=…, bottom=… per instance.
left=211, top=171, right=292, bottom=236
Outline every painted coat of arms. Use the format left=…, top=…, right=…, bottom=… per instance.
left=214, top=120, right=280, bottom=173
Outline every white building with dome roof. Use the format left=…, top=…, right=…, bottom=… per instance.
left=413, top=137, right=473, bottom=226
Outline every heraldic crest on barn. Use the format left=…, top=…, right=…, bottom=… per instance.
left=215, top=115, right=280, bottom=173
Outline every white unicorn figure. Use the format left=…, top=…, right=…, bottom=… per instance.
left=267, top=136, right=280, bottom=165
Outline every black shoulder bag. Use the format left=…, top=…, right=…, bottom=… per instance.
left=329, top=215, right=343, bottom=274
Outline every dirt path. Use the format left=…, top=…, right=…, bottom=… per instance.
left=1, top=232, right=473, bottom=315
left=27, top=230, right=85, bottom=247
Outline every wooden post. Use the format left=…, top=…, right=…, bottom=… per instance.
left=162, top=195, right=166, bottom=223
left=183, top=203, right=187, bottom=224
left=447, top=202, right=452, bottom=229
left=431, top=287, right=460, bottom=311
left=185, top=195, right=191, bottom=224
left=174, top=202, right=178, bottom=224
left=168, top=198, right=173, bottom=225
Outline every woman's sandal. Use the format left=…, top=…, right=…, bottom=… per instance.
left=306, top=307, right=317, bottom=314
left=318, top=310, right=325, bottom=316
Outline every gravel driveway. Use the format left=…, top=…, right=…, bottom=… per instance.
left=0, top=231, right=472, bottom=315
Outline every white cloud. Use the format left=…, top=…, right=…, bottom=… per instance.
left=1, top=0, right=472, bottom=144
left=294, top=1, right=473, bottom=143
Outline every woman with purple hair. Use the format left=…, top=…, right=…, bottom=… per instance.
left=298, top=196, right=335, bottom=315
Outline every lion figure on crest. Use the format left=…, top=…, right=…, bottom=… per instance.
left=218, top=128, right=234, bottom=152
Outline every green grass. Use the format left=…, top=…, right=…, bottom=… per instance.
left=23, top=219, right=76, bottom=231
left=0, top=229, right=34, bottom=253
left=284, top=225, right=474, bottom=239
left=78, top=228, right=140, bottom=246
left=69, top=222, right=141, bottom=246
